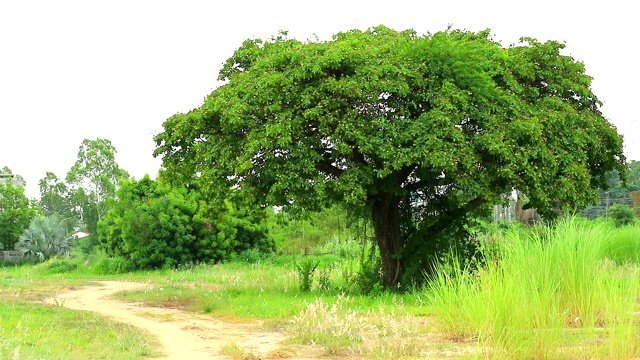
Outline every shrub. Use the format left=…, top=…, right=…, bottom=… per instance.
left=34, top=258, right=78, bottom=274
left=99, top=176, right=274, bottom=270
left=608, top=204, right=636, bottom=227
left=17, top=215, right=74, bottom=262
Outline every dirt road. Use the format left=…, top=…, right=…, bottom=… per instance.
left=45, top=281, right=299, bottom=360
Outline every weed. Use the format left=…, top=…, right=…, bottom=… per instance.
left=295, top=258, right=318, bottom=292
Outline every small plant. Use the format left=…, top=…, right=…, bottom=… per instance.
left=295, top=258, right=318, bottom=292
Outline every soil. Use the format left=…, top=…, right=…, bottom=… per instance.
left=44, top=281, right=321, bottom=360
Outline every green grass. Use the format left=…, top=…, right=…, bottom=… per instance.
left=425, top=217, right=640, bottom=359
left=3, top=218, right=640, bottom=359
left=0, top=301, right=159, bottom=359
left=114, top=261, right=424, bottom=320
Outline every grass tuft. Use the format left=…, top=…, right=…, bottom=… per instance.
left=426, top=217, right=640, bottom=359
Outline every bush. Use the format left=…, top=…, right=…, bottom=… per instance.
left=608, top=204, right=636, bottom=227
left=34, top=258, right=78, bottom=274
left=17, top=215, right=74, bottom=262
left=92, top=255, right=135, bottom=275
left=99, top=176, right=274, bottom=270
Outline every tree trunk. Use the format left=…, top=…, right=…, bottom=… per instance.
left=371, top=192, right=403, bottom=288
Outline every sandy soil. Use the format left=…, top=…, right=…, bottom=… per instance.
left=44, top=281, right=313, bottom=360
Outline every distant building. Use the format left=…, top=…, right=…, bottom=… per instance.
left=0, top=174, right=24, bottom=187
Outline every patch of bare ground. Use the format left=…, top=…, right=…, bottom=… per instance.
left=43, top=281, right=325, bottom=360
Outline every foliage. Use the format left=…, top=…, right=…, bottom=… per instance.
left=98, top=176, right=274, bottom=270
left=38, top=171, right=78, bottom=232
left=608, top=203, right=636, bottom=227
left=33, top=257, right=78, bottom=274
left=295, top=258, right=318, bottom=292
left=65, top=138, right=129, bottom=250
left=266, top=205, right=350, bottom=254
left=596, top=160, right=640, bottom=198
left=0, top=166, right=25, bottom=185
left=16, top=215, right=75, bottom=261
left=154, top=26, right=626, bottom=287
left=0, top=179, right=36, bottom=251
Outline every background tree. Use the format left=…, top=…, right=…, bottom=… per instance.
left=154, top=26, right=626, bottom=287
left=0, top=171, right=37, bottom=250
left=65, top=138, right=129, bottom=247
left=38, top=171, right=77, bottom=233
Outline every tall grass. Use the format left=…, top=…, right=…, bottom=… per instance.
left=426, top=218, right=640, bottom=359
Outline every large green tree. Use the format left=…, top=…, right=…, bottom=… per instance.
left=154, top=26, right=626, bottom=287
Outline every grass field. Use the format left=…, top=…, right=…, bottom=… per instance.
left=1, top=217, right=639, bottom=359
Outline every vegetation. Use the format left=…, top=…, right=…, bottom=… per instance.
left=608, top=203, right=637, bottom=226
left=38, top=171, right=77, bottom=232
left=16, top=215, right=74, bottom=261
left=600, top=160, right=640, bottom=198
left=98, top=176, right=274, bottom=270
left=37, top=138, right=130, bottom=253
left=427, top=218, right=640, bottom=359
left=2, top=218, right=640, bottom=359
left=0, top=302, right=158, bottom=359
left=66, top=138, right=130, bottom=251
left=155, top=26, right=626, bottom=287
left=2, top=23, right=639, bottom=360
left=0, top=168, right=37, bottom=251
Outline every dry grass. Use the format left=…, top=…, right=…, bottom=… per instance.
left=288, top=294, right=465, bottom=359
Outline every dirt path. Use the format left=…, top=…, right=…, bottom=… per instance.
left=45, top=281, right=305, bottom=360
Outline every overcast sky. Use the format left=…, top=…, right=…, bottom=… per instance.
left=1, top=1, right=638, bottom=198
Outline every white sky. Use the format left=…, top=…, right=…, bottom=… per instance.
left=1, top=1, right=638, bottom=199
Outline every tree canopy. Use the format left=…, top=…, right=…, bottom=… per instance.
left=154, top=26, right=626, bottom=287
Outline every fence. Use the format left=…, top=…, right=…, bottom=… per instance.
left=579, top=197, right=636, bottom=220
left=1, top=251, right=22, bottom=263
left=494, top=196, right=637, bottom=222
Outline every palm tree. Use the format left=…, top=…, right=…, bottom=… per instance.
left=17, top=216, right=74, bottom=261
